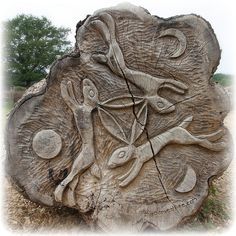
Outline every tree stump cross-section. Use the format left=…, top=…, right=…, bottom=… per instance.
left=6, top=3, right=232, bottom=232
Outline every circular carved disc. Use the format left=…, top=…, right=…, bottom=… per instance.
left=32, top=130, right=62, bottom=159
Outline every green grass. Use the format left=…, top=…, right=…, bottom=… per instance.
left=196, top=184, right=230, bottom=227
left=198, top=198, right=230, bottom=222
left=13, top=86, right=26, bottom=91
left=4, top=99, right=14, bottom=117
left=212, top=73, right=233, bottom=87
left=2, top=99, right=14, bottom=128
left=179, top=183, right=231, bottom=231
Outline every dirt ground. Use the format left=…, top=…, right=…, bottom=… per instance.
left=3, top=111, right=234, bottom=233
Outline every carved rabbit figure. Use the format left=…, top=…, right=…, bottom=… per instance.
left=54, top=79, right=99, bottom=206
left=107, top=116, right=226, bottom=187
left=91, top=12, right=188, bottom=113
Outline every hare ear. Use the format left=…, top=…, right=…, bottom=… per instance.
left=89, top=19, right=111, bottom=44
left=130, top=102, right=148, bottom=144
left=60, top=80, right=78, bottom=111
left=97, top=12, right=116, bottom=40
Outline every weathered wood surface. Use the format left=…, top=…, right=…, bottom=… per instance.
left=6, top=4, right=232, bottom=232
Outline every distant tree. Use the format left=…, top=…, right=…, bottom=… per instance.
left=4, top=14, right=71, bottom=87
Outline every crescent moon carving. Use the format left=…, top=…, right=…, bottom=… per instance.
left=158, top=28, right=187, bottom=58
left=175, top=165, right=197, bottom=193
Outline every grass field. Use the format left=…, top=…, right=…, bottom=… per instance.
left=212, top=73, right=233, bottom=87
left=3, top=100, right=14, bottom=115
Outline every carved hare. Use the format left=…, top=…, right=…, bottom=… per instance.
left=108, top=116, right=226, bottom=187
left=91, top=12, right=188, bottom=113
left=54, top=79, right=99, bottom=206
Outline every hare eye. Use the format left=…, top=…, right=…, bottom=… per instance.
left=157, top=101, right=164, bottom=108
left=118, top=151, right=125, bottom=158
left=89, top=89, right=95, bottom=97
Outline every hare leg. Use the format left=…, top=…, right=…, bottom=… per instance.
left=54, top=152, right=93, bottom=202
left=118, top=159, right=138, bottom=181
left=66, top=176, right=79, bottom=207
left=159, top=78, right=188, bottom=94
left=119, top=160, right=143, bottom=187
left=60, top=81, right=79, bottom=111
left=54, top=170, right=79, bottom=202
left=198, top=139, right=226, bottom=151
left=178, top=116, right=193, bottom=129
left=192, top=129, right=226, bottom=151
left=196, top=129, right=224, bottom=141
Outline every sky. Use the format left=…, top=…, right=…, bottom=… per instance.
left=0, top=0, right=235, bottom=74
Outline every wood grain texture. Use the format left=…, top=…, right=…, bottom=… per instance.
left=6, top=3, right=232, bottom=232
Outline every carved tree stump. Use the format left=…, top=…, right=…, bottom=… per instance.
left=6, top=4, right=232, bottom=232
